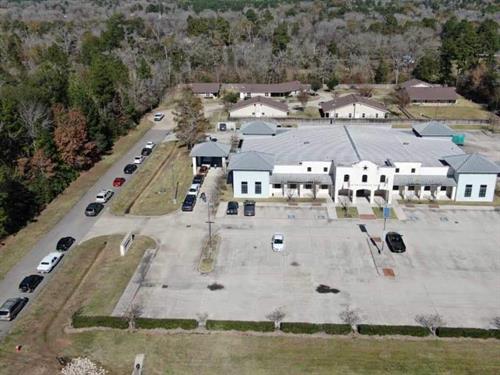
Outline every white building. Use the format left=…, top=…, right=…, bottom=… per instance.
left=229, top=96, right=289, bottom=118
left=320, top=94, right=389, bottom=119
left=227, top=126, right=499, bottom=203
left=188, top=83, right=220, bottom=98
left=221, top=81, right=310, bottom=100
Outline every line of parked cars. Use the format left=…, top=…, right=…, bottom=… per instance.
left=226, top=200, right=255, bottom=216
left=182, top=172, right=205, bottom=212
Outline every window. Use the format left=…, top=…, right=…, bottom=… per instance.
left=335, top=113, right=339, bottom=118
left=395, top=168, right=400, bottom=173
left=241, top=181, right=248, bottom=194
left=375, top=113, right=379, bottom=118
left=344, top=175, right=350, bottom=182
left=440, top=186, right=447, bottom=191
left=362, top=113, right=366, bottom=118
left=464, top=184, right=472, bottom=198
left=348, top=113, right=352, bottom=118
left=255, top=182, right=262, bottom=195
left=380, top=175, right=386, bottom=183
left=261, top=112, right=265, bottom=115
left=411, top=168, right=416, bottom=173
left=424, top=186, right=431, bottom=191
left=323, top=167, right=328, bottom=172
left=304, top=184, right=312, bottom=189
left=408, top=185, right=415, bottom=191
left=362, top=175, right=368, bottom=183
left=288, top=184, right=297, bottom=189
left=393, top=185, right=399, bottom=191
left=252, top=112, right=255, bottom=115
left=273, top=184, right=282, bottom=189
left=479, top=185, right=487, bottom=198
left=320, top=184, right=328, bottom=189
left=307, top=167, right=312, bottom=172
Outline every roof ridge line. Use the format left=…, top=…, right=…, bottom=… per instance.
left=343, top=126, right=361, bottom=161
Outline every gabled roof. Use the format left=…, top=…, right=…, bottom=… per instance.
left=240, top=121, right=277, bottom=135
left=320, top=94, right=388, bottom=113
left=412, top=121, right=455, bottom=137
left=190, top=141, right=231, bottom=158
left=228, top=151, right=275, bottom=171
left=222, top=81, right=305, bottom=94
left=405, top=86, right=457, bottom=101
left=400, top=79, right=434, bottom=89
left=230, top=96, right=289, bottom=113
left=442, top=153, right=500, bottom=174
left=189, top=83, right=220, bottom=94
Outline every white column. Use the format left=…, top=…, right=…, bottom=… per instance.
left=222, top=157, right=227, bottom=171
left=387, top=190, right=392, bottom=204
left=369, top=190, right=375, bottom=205
left=351, top=190, right=357, bottom=204
left=451, top=186, right=457, bottom=200
left=403, top=186, right=409, bottom=199
left=334, top=188, right=339, bottom=203
left=192, top=157, right=197, bottom=175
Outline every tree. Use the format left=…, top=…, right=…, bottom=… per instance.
left=358, top=86, right=374, bottom=97
left=266, top=308, right=286, bottom=330
left=297, top=90, right=309, bottom=110
left=125, top=303, right=143, bottom=330
left=339, top=305, right=361, bottom=332
left=374, top=59, right=390, bottom=83
left=61, top=357, right=107, bottom=375
left=415, top=313, right=445, bottom=336
left=309, top=78, right=322, bottom=92
left=326, top=76, right=339, bottom=91
left=53, top=105, right=97, bottom=170
left=17, top=100, right=51, bottom=149
left=173, top=88, right=209, bottom=149
left=392, top=89, right=410, bottom=108
left=413, top=52, right=441, bottom=83
left=492, top=317, right=500, bottom=329
left=272, top=23, right=290, bottom=55
left=221, top=90, right=239, bottom=111
left=477, top=19, right=499, bottom=63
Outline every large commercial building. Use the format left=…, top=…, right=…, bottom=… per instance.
left=227, top=125, right=499, bottom=204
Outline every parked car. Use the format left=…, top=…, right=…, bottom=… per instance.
left=0, top=297, right=29, bottom=321
left=182, top=194, right=197, bottom=212
left=271, top=233, right=285, bottom=252
left=95, top=189, right=114, bottom=203
left=85, top=202, right=104, bottom=217
left=226, top=201, right=239, bottom=215
left=56, top=236, right=75, bottom=251
left=19, top=275, right=44, bottom=292
left=141, top=147, right=152, bottom=156
left=192, top=174, right=204, bottom=185
left=37, top=252, right=64, bottom=273
left=243, top=200, right=255, bottom=216
left=145, top=141, right=156, bottom=149
left=134, top=155, right=145, bottom=164
left=187, top=184, right=200, bottom=196
left=123, top=164, right=137, bottom=174
left=153, top=113, right=164, bottom=121
left=385, top=232, right=406, bottom=253
left=113, top=177, right=126, bottom=187
left=199, top=165, right=209, bottom=175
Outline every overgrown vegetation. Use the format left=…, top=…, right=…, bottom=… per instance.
left=206, top=319, right=275, bottom=332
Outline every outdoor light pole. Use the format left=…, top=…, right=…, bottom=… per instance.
left=200, top=192, right=213, bottom=246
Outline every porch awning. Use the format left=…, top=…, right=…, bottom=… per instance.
left=270, top=173, right=334, bottom=185
left=393, top=175, right=457, bottom=187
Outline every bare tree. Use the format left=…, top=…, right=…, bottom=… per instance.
left=286, top=187, right=295, bottom=201
left=125, top=303, right=143, bottom=330
left=339, top=196, right=351, bottom=217
left=415, top=313, right=445, bottom=336
left=297, top=90, right=309, bottom=110
left=266, top=308, right=286, bottom=329
left=17, top=100, right=51, bottom=147
left=196, top=312, right=208, bottom=328
left=339, top=305, right=361, bottom=333
left=491, top=317, right=500, bottom=329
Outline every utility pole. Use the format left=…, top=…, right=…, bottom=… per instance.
left=200, top=192, right=214, bottom=247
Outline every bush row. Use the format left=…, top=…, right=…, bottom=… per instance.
left=71, top=314, right=500, bottom=340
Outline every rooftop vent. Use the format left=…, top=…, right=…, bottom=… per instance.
left=304, top=141, right=310, bottom=145
left=403, top=142, right=410, bottom=145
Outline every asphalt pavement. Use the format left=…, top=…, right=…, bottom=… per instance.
left=0, top=119, right=171, bottom=339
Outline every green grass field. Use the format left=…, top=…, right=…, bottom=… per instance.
left=407, top=97, right=491, bottom=120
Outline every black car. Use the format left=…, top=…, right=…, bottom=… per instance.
left=19, top=275, right=44, bottom=293
left=243, top=200, right=255, bottom=216
left=226, top=201, right=239, bottom=215
left=85, top=202, right=104, bottom=217
left=56, top=236, right=75, bottom=251
left=385, top=232, right=406, bottom=253
left=141, top=147, right=152, bottom=156
left=124, top=164, right=138, bottom=174
left=182, top=194, right=197, bottom=212
left=192, top=174, right=204, bottom=185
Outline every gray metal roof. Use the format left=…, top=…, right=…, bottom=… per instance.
left=240, top=121, right=278, bottom=135
left=190, top=142, right=231, bottom=158
left=412, top=122, right=454, bottom=137
left=270, top=173, right=333, bottom=185
left=239, top=125, right=464, bottom=167
left=393, top=175, right=457, bottom=187
left=442, top=153, right=500, bottom=174
left=228, top=151, right=275, bottom=171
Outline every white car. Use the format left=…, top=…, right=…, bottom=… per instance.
left=134, top=155, right=145, bottom=164
left=153, top=113, right=165, bottom=121
left=37, top=252, right=64, bottom=273
left=96, top=189, right=114, bottom=203
left=145, top=141, right=156, bottom=149
left=187, top=184, right=200, bottom=196
left=272, top=233, right=285, bottom=252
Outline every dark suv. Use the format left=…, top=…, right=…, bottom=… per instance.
left=385, top=232, right=406, bottom=253
left=182, top=195, right=197, bottom=212
left=19, top=275, right=44, bottom=293
left=0, top=297, right=29, bottom=321
left=56, top=236, right=75, bottom=251
left=124, top=164, right=138, bottom=174
left=226, top=201, right=239, bottom=215
left=85, top=202, right=104, bottom=217
left=192, top=174, right=204, bottom=185
left=243, top=200, right=255, bottom=216
left=141, top=147, right=152, bottom=156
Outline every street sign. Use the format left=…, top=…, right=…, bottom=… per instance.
left=383, top=207, right=391, bottom=219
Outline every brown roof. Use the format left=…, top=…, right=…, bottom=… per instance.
left=189, top=83, right=220, bottom=94
left=405, top=87, right=457, bottom=102
left=222, top=81, right=304, bottom=94
left=399, top=79, right=434, bottom=89
left=320, top=94, right=388, bottom=112
left=229, top=96, right=289, bottom=112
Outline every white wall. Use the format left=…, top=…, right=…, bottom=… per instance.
left=273, top=161, right=332, bottom=174
left=230, top=104, right=287, bottom=118
left=326, top=103, right=388, bottom=119
left=455, top=174, right=497, bottom=202
left=233, top=170, right=270, bottom=198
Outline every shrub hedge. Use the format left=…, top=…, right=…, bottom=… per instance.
left=436, top=327, right=495, bottom=339
left=72, top=314, right=128, bottom=329
left=357, top=324, right=429, bottom=337
left=280, top=322, right=323, bottom=334
left=136, top=318, right=198, bottom=330
left=206, top=320, right=275, bottom=332
left=322, top=323, right=353, bottom=335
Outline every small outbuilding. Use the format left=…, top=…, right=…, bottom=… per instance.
left=240, top=121, right=278, bottom=136
left=412, top=122, right=455, bottom=138
left=320, top=94, right=389, bottom=119
left=189, top=141, right=231, bottom=175
left=229, top=96, right=289, bottom=118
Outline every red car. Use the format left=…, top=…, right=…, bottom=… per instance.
left=113, top=177, right=126, bottom=187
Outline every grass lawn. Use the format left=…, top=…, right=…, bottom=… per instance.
left=1, top=236, right=500, bottom=374
left=406, top=97, right=491, bottom=120
left=0, top=119, right=153, bottom=280
left=130, top=143, right=192, bottom=215
left=336, top=207, right=359, bottom=218
left=373, top=207, right=398, bottom=219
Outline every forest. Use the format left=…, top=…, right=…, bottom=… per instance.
left=0, top=0, right=498, bottom=237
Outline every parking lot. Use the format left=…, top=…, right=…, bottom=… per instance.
left=114, top=203, right=500, bottom=329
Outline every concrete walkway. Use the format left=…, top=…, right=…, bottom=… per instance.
left=356, top=198, right=376, bottom=219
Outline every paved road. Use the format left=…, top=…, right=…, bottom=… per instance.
left=0, top=117, right=172, bottom=339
